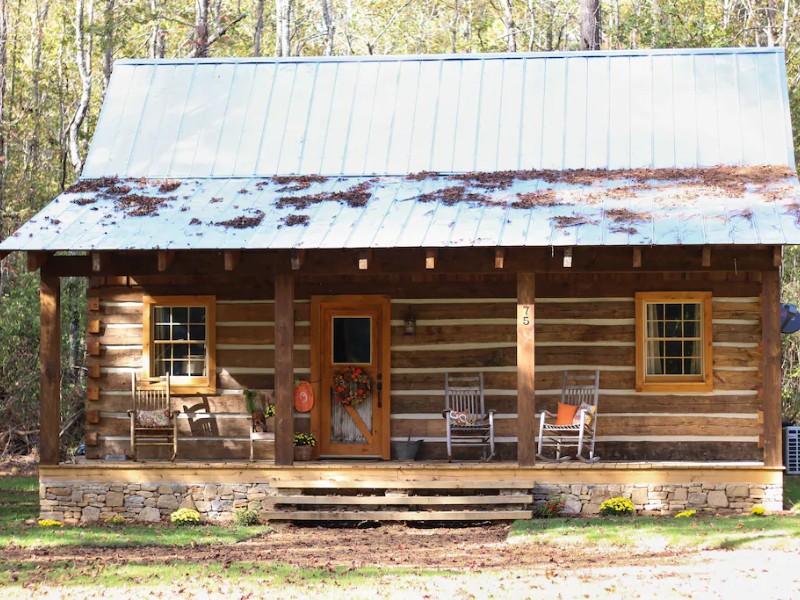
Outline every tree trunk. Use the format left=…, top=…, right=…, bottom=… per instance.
left=253, top=0, right=264, bottom=56
left=67, top=0, right=93, bottom=178
left=580, top=0, right=601, bottom=50
left=150, top=0, right=165, bottom=58
left=193, top=0, right=209, bottom=57
left=275, top=0, right=291, bottom=56
left=320, top=0, right=335, bottom=55
left=101, top=0, right=113, bottom=91
left=501, top=0, right=517, bottom=52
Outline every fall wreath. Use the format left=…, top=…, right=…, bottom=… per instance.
left=333, top=366, right=372, bottom=406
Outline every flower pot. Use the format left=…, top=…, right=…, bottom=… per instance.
left=294, top=445, right=313, bottom=461
left=392, top=440, right=423, bottom=461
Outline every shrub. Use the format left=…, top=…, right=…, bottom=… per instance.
left=233, top=508, right=260, bottom=526
left=598, top=497, right=635, bottom=517
left=170, top=508, right=201, bottom=526
left=104, top=515, right=127, bottom=526
left=533, top=497, right=566, bottom=518
left=37, top=519, right=63, bottom=527
left=293, top=432, right=317, bottom=447
left=674, top=510, right=696, bottom=518
left=750, top=505, right=766, bottom=516
left=264, top=403, right=276, bottom=418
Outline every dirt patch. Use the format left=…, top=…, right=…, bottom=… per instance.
left=214, top=210, right=265, bottom=229
left=0, top=455, right=37, bottom=477
left=277, top=182, right=373, bottom=210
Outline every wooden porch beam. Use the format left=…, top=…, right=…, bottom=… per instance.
left=274, top=273, right=295, bottom=466
left=291, top=250, right=305, bottom=271
left=494, top=248, right=505, bottom=269
left=27, top=251, right=49, bottom=272
left=761, top=270, right=782, bottom=467
left=517, top=272, right=536, bottom=466
left=632, top=248, right=642, bottom=268
left=0, top=250, right=10, bottom=261
left=773, top=245, right=783, bottom=268
left=157, top=250, right=176, bottom=272
left=223, top=250, right=241, bottom=272
left=358, top=249, right=371, bottom=271
left=702, top=246, right=711, bottom=268
left=40, top=273, right=61, bottom=466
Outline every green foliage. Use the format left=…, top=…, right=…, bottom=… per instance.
left=532, top=497, right=566, bottom=518
left=293, top=432, right=316, bottom=447
left=169, top=508, right=201, bottom=526
left=598, top=497, right=635, bottom=517
left=232, top=508, right=260, bottom=526
left=243, top=389, right=261, bottom=414
left=104, top=515, right=127, bottom=526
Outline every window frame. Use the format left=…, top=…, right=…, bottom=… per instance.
left=634, top=291, right=713, bottom=392
left=142, top=295, right=216, bottom=394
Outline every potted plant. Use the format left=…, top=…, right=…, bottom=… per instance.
left=263, top=402, right=276, bottom=433
left=245, top=389, right=265, bottom=432
left=293, top=432, right=316, bottom=461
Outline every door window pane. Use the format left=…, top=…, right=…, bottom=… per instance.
left=332, top=317, right=371, bottom=364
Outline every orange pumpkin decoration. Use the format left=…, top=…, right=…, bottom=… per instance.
left=294, top=380, right=314, bottom=413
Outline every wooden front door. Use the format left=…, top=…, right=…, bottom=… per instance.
left=311, top=296, right=391, bottom=459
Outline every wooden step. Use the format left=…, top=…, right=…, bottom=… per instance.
left=266, top=494, right=533, bottom=506
left=272, top=479, right=533, bottom=490
left=261, top=509, right=533, bottom=521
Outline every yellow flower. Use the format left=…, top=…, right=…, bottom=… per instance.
left=674, top=510, right=696, bottom=518
left=37, top=519, right=63, bottom=527
left=750, top=506, right=766, bottom=516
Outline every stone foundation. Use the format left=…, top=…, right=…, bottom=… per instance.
left=40, top=479, right=784, bottom=523
left=533, top=482, right=784, bottom=515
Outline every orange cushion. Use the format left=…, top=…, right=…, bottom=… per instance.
left=555, top=403, right=578, bottom=426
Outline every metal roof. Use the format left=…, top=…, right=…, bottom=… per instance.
left=5, top=169, right=800, bottom=251
left=3, top=47, right=800, bottom=253
left=83, top=48, right=795, bottom=179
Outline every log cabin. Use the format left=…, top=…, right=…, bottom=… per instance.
left=2, top=47, right=798, bottom=522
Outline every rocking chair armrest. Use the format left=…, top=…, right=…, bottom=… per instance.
left=538, top=410, right=556, bottom=418
left=127, top=410, right=136, bottom=418
left=441, top=410, right=450, bottom=419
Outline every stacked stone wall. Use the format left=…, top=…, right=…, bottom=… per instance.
left=40, top=480, right=784, bottom=523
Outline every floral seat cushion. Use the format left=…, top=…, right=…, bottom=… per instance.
left=136, top=409, right=171, bottom=428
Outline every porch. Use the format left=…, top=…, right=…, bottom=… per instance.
left=39, top=460, right=784, bottom=522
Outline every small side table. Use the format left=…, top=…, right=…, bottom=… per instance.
left=250, top=431, right=275, bottom=461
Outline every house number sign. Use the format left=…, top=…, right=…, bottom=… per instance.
left=521, top=305, right=532, bottom=326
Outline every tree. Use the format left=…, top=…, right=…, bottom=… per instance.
left=580, top=0, right=600, bottom=50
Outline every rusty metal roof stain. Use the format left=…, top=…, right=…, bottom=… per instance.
left=3, top=47, right=800, bottom=252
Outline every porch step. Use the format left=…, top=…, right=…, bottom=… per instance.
left=272, top=479, right=532, bottom=490
left=265, top=494, right=533, bottom=505
left=262, top=509, right=533, bottom=521
left=262, top=478, right=533, bottom=522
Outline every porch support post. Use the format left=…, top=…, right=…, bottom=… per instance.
left=274, top=273, right=295, bottom=465
left=40, top=272, right=61, bottom=466
left=761, top=269, right=782, bottom=466
left=517, top=272, right=536, bottom=466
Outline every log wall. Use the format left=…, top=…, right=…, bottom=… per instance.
left=85, top=270, right=764, bottom=462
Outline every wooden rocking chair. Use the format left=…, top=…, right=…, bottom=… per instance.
left=128, top=373, right=178, bottom=461
left=442, top=373, right=495, bottom=462
left=536, top=370, right=600, bottom=463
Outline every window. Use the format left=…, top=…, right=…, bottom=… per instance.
left=332, top=317, right=372, bottom=364
left=635, top=292, right=712, bottom=392
left=143, top=296, right=216, bottom=393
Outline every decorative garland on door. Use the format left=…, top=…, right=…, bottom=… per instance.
left=332, top=366, right=372, bottom=406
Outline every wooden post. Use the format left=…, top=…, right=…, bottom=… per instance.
left=762, top=270, right=782, bottom=466
left=517, top=272, right=536, bottom=466
left=40, top=273, right=61, bottom=466
left=274, top=273, right=295, bottom=465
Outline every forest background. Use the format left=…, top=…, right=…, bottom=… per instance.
left=0, top=0, right=799, bottom=456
